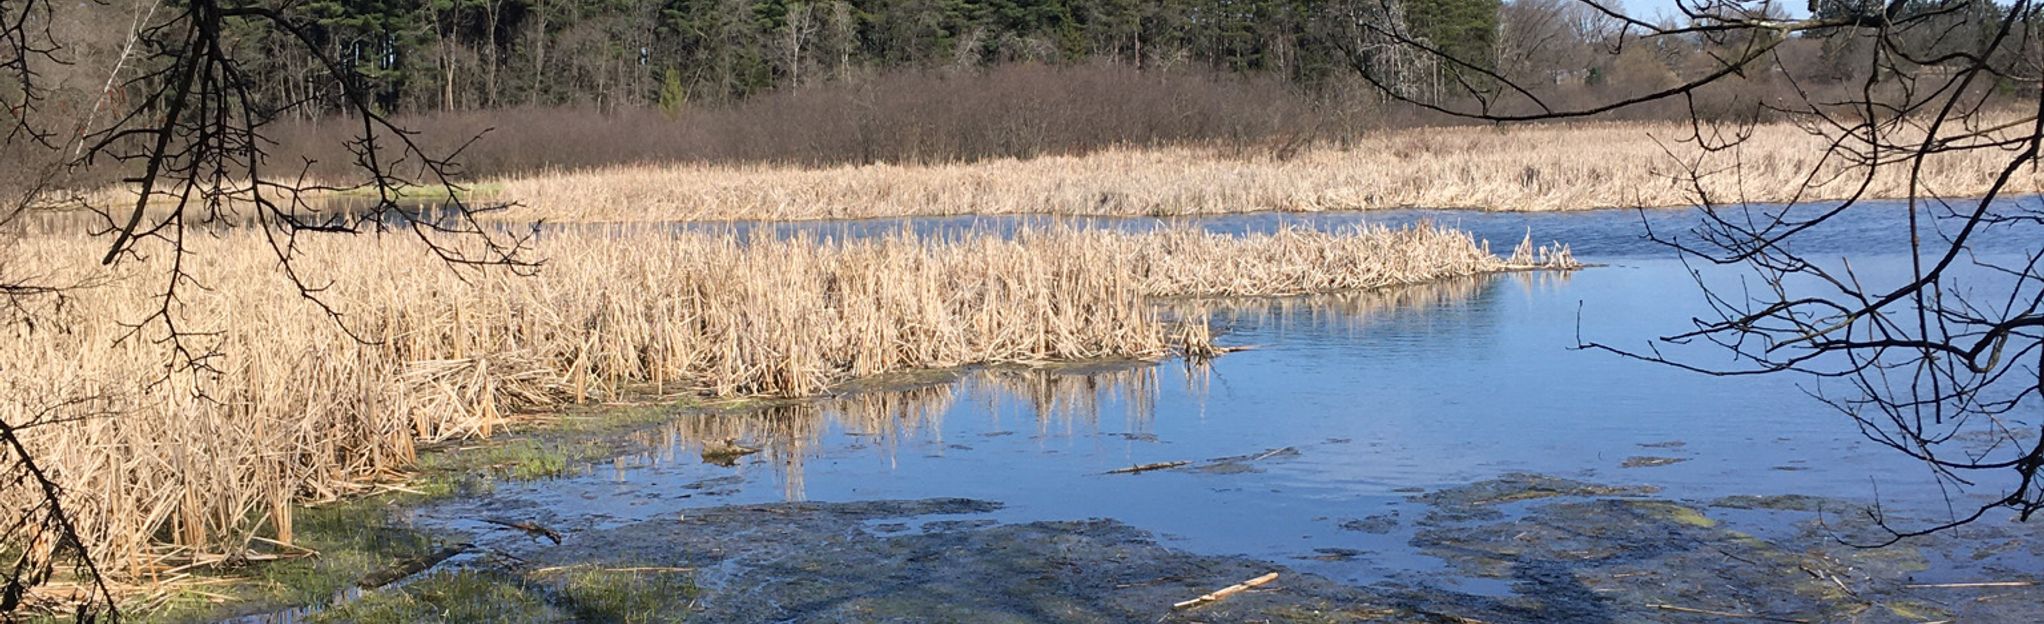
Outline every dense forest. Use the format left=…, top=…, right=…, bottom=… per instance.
left=204, top=0, right=2012, bottom=113
left=7, top=0, right=2023, bottom=179
left=242, top=0, right=1503, bottom=114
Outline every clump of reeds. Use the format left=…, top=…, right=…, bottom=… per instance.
left=491, top=120, right=2042, bottom=223
left=0, top=221, right=1568, bottom=602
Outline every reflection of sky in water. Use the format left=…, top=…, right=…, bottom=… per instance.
left=423, top=204, right=2039, bottom=587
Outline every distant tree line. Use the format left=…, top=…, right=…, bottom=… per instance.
left=180, top=0, right=1521, bottom=115
left=5, top=0, right=2028, bottom=186
left=13, top=0, right=2024, bottom=122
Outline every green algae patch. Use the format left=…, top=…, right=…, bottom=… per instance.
left=1415, top=472, right=1659, bottom=507
left=1709, top=494, right=1842, bottom=512
left=402, top=394, right=722, bottom=498
left=1629, top=501, right=1718, bottom=528
left=1878, top=599, right=1950, bottom=622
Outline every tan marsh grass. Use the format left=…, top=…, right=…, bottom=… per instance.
left=494, top=120, right=2042, bottom=223
left=0, top=221, right=1571, bottom=597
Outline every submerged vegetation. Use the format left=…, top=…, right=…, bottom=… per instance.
left=0, top=222, right=1570, bottom=608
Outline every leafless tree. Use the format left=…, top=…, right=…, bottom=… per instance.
left=3, top=0, right=535, bottom=618
left=1343, top=0, right=2043, bottom=542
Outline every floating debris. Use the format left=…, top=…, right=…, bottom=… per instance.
left=1620, top=456, right=1689, bottom=468
left=700, top=437, right=762, bottom=466
left=1107, top=461, right=1191, bottom=475
left=1336, top=514, right=1398, bottom=534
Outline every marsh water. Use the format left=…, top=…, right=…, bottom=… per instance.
left=403, top=201, right=2042, bottom=618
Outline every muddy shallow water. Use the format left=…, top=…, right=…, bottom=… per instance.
left=355, top=205, right=2044, bottom=622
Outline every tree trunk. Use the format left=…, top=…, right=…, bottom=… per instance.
left=531, top=0, right=548, bottom=105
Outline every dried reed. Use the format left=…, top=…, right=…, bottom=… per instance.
left=493, top=120, right=2042, bottom=222
left=0, top=221, right=1567, bottom=599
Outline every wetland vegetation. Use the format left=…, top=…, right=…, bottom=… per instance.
left=0, top=220, right=1573, bottom=614
left=6, top=0, right=2044, bottom=621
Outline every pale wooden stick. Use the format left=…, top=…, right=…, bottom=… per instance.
left=1107, top=460, right=1189, bottom=475
left=1172, top=572, right=1279, bottom=610
left=1904, top=581, right=2036, bottom=589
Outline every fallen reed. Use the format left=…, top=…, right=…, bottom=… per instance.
left=493, top=120, right=2042, bottom=222
left=0, top=221, right=1570, bottom=601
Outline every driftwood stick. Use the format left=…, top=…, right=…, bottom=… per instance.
left=1250, top=447, right=1295, bottom=462
left=1172, top=572, right=1278, bottom=610
left=1647, top=603, right=1809, bottom=623
left=1904, top=581, right=2037, bottom=589
left=1107, top=460, right=1190, bottom=475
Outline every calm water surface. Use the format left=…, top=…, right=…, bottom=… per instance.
left=421, top=202, right=2041, bottom=589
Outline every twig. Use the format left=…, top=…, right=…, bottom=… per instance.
left=1904, top=581, right=2036, bottom=589
left=1647, top=603, right=1809, bottom=623
left=1250, top=447, right=1295, bottom=462
left=1171, top=571, right=1278, bottom=610
left=249, top=536, right=320, bottom=556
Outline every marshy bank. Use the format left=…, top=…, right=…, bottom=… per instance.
left=0, top=221, right=1571, bottom=612
left=186, top=209, right=2033, bottom=622
left=349, top=476, right=2038, bottom=623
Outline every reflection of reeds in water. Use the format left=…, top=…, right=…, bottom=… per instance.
left=1506, top=266, right=1577, bottom=293
left=631, top=274, right=1544, bottom=500
left=969, top=366, right=1158, bottom=434
left=1159, top=274, right=1502, bottom=339
left=640, top=366, right=1157, bottom=500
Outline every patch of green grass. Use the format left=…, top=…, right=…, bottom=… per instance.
left=137, top=396, right=711, bottom=622
left=307, top=571, right=560, bottom=624
left=412, top=438, right=581, bottom=490
left=555, top=568, right=699, bottom=623
left=395, top=397, right=713, bottom=497
left=140, top=498, right=446, bottom=623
